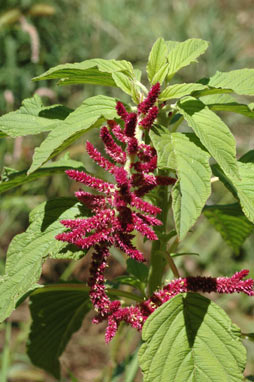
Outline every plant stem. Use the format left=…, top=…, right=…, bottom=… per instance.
left=148, top=240, right=167, bottom=296
left=167, top=254, right=180, bottom=278
left=1, top=321, right=11, bottom=382
left=30, top=284, right=143, bottom=303
left=147, top=184, right=170, bottom=295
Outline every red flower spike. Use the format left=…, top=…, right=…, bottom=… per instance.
left=134, top=184, right=156, bottom=197
left=114, top=232, right=145, bottom=262
left=88, top=244, right=120, bottom=318
left=133, top=156, right=157, bottom=173
left=124, top=112, right=137, bottom=137
left=131, top=195, right=161, bottom=215
left=75, top=191, right=107, bottom=211
left=156, top=175, right=177, bottom=186
left=138, top=83, right=160, bottom=115
left=127, top=137, right=139, bottom=155
left=116, top=101, right=129, bottom=121
left=100, top=126, right=126, bottom=164
left=86, top=141, right=115, bottom=174
left=110, top=123, right=127, bottom=143
left=132, top=213, right=158, bottom=240
left=57, top=90, right=184, bottom=339
left=66, top=170, right=114, bottom=195
left=139, top=106, right=159, bottom=129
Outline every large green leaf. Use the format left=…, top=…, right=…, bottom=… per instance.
left=208, top=69, right=254, bottom=96
left=0, top=154, right=86, bottom=194
left=213, top=158, right=254, bottom=224
left=0, top=198, right=88, bottom=322
left=139, top=293, right=246, bottom=382
left=112, top=72, right=140, bottom=103
left=200, top=92, right=236, bottom=105
left=146, top=37, right=168, bottom=84
left=230, top=162, right=254, bottom=224
left=0, top=95, right=71, bottom=137
left=28, top=286, right=91, bottom=379
left=33, top=58, right=134, bottom=86
left=208, top=103, right=254, bottom=118
left=204, top=203, right=254, bottom=253
left=150, top=127, right=211, bottom=239
left=28, top=95, right=118, bottom=174
left=178, top=97, right=239, bottom=180
left=167, top=39, right=209, bottom=78
left=159, top=83, right=207, bottom=101
left=211, top=164, right=238, bottom=199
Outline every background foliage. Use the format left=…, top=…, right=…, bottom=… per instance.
left=0, top=0, right=254, bottom=381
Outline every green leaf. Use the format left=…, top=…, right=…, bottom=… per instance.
left=239, top=149, right=254, bottom=163
left=0, top=95, right=70, bottom=138
left=112, top=347, right=140, bottom=382
left=200, top=92, right=236, bottom=105
left=28, top=95, right=118, bottom=174
left=230, top=162, right=254, bottom=223
left=213, top=153, right=254, bottom=223
left=208, top=102, right=254, bottom=118
left=170, top=252, right=199, bottom=258
left=0, top=198, right=88, bottom=322
left=0, top=154, right=86, bottom=194
left=167, top=39, right=209, bottom=79
left=150, top=127, right=211, bottom=239
left=33, top=58, right=134, bottom=86
left=112, top=72, right=140, bottom=103
left=159, top=83, right=207, bottom=101
left=126, top=258, right=149, bottom=283
left=150, top=63, right=169, bottom=86
left=178, top=97, right=239, bottom=180
left=208, top=69, right=254, bottom=96
left=146, top=38, right=168, bottom=84
left=204, top=203, right=254, bottom=253
left=211, top=164, right=238, bottom=199
left=139, top=293, right=246, bottom=382
left=110, top=275, right=144, bottom=291
left=28, top=286, right=91, bottom=378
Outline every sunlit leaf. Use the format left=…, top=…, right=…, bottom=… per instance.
left=208, top=69, right=254, bottom=96
left=146, top=38, right=168, bottom=84
left=0, top=154, right=86, bottom=193
left=167, top=38, right=209, bottom=78
left=139, top=293, right=246, bottom=382
left=150, top=127, right=211, bottom=239
left=159, top=83, right=207, bottom=101
left=178, top=97, right=239, bottom=180
left=0, top=95, right=71, bottom=137
left=28, top=95, right=118, bottom=174
left=0, top=198, right=88, bottom=322
left=33, top=58, right=134, bottom=86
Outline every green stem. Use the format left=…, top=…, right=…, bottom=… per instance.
left=148, top=240, right=167, bottom=295
left=1, top=321, right=11, bottom=382
left=166, top=237, right=180, bottom=278
left=30, top=284, right=143, bottom=303
left=169, top=115, right=184, bottom=133
left=147, top=185, right=171, bottom=295
left=167, top=254, right=180, bottom=278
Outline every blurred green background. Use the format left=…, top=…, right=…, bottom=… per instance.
left=0, top=0, right=254, bottom=381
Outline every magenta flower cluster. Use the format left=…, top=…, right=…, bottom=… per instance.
left=56, top=82, right=254, bottom=343
left=56, top=83, right=175, bottom=328
left=105, top=270, right=254, bottom=342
